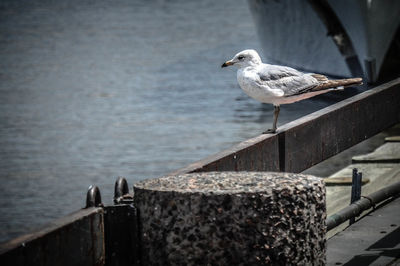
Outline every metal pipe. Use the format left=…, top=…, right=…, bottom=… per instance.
left=327, top=181, right=400, bottom=231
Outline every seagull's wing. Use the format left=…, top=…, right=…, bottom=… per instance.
left=257, top=65, right=303, bottom=81
left=255, top=65, right=319, bottom=96
left=279, top=75, right=320, bottom=96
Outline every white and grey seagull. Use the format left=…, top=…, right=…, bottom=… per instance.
left=222, top=49, right=363, bottom=133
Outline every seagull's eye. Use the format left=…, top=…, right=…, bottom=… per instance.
left=238, top=55, right=245, bottom=60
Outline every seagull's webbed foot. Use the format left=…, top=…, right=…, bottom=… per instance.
left=262, top=128, right=277, bottom=134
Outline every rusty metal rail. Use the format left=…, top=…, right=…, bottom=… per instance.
left=0, top=179, right=139, bottom=266
left=171, top=78, right=400, bottom=175
left=0, top=207, right=105, bottom=266
left=1, top=78, right=400, bottom=265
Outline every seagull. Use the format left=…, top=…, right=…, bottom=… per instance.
left=222, top=49, right=363, bottom=133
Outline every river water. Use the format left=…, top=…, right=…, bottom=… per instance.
left=0, top=0, right=359, bottom=243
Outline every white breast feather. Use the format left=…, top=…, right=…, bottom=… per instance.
left=237, top=68, right=285, bottom=104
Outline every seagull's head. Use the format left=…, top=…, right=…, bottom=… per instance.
left=221, top=49, right=262, bottom=68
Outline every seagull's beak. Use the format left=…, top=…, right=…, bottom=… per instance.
left=221, top=60, right=234, bottom=68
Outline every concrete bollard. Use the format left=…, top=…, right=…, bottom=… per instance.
left=134, top=172, right=326, bottom=265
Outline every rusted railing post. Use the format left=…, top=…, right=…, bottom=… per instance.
left=349, top=168, right=362, bottom=225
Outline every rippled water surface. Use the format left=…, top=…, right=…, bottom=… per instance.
left=0, top=0, right=358, bottom=242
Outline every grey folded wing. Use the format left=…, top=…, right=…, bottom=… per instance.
left=257, top=65, right=303, bottom=81
left=256, top=65, right=319, bottom=96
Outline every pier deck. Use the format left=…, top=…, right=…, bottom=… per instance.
left=327, top=197, right=400, bottom=265
left=323, top=126, right=400, bottom=265
left=319, top=127, right=400, bottom=238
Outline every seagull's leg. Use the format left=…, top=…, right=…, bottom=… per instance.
left=273, top=105, right=280, bottom=131
left=263, top=105, right=280, bottom=134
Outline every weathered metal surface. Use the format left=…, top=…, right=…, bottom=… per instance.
left=280, top=78, right=400, bottom=172
left=170, top=134, right=280, bottom=175
left=134, top=172, right=326, bottom=265
left=104, top=205, right=140, bottom=266
left=327, top=197, right=400, bottom=266
left=0, top=207, right=105, bottom=266
left=171, top=78, right=400, bottom=175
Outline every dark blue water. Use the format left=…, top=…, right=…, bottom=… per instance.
left=0, top=0, right=353, bottom=243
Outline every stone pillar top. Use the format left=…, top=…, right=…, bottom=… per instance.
left=134, top=171, right=322, bottom=194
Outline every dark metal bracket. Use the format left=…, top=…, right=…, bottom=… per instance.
left=114, top=176, right=134, bottom=205
left=85, top=185, right=103, bottom=208
left=350, top=168, right=363, bottom=225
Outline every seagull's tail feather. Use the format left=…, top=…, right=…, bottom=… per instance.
left=314, top=77, right=363, bottom=91
left=311, top=74, right=329, bottom=82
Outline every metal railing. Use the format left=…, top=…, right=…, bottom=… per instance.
left=171, top=78, right=400, bottom=175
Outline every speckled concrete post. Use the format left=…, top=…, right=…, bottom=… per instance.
left=134, top=172, right=326, bottom=265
